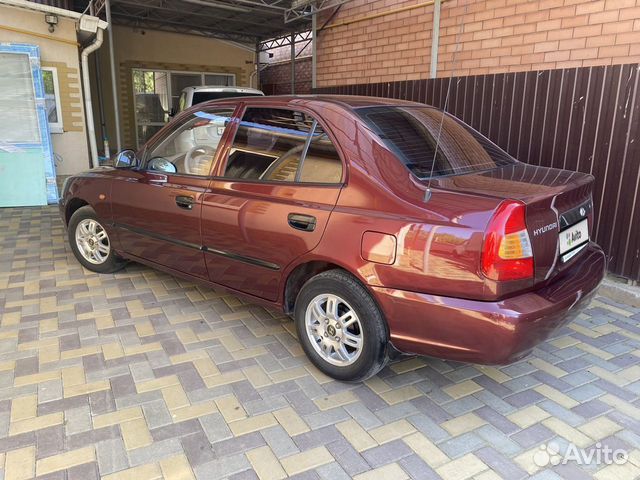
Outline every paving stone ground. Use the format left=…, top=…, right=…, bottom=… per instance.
left=1, top=206, right=640, bottom=480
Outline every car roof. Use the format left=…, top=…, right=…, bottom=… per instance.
left=183, top=86, right=264, bottom=94
left=208, top=94, right=424, bottom=110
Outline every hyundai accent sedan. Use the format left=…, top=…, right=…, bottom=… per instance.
left=59, top=95, right=606, bottom=381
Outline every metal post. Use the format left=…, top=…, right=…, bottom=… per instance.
left=290, top=32, right=295, bottom=95
left=312, top=11, right=317, bottom=90
left=94, top=51, right=109, bottom=158
left=105, top=0, right=122, bottom=152
left=430, top=0, right=441, bottom=79
left=255, top=42, right=261, bottom=90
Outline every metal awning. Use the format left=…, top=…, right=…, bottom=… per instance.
left=64, top=0, right=349, bottom=159
left=72, top=0, right=348, bottom=45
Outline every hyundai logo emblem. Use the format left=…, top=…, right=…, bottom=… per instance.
left=579, top=207, right=586, bottom=216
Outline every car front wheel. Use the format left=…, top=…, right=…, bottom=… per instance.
left=294, top=270, right=388, bottom=382
left=68, top=206, right=126, bottom=273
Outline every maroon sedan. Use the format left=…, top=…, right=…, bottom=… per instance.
left=59, top=95, right=605, bottom=381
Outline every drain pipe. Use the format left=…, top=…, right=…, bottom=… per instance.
left=81, top=28, right=104, bottom=169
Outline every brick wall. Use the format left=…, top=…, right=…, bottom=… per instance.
left=265, top=37, right=312, bottom=63
left=317, top=0, right=432, bottom=86
left=260, top=57, right=313, bottom=95
left=316, top=0, right=640, bottom=86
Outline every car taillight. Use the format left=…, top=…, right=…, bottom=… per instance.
left=482, top=200, right=534, bottom=281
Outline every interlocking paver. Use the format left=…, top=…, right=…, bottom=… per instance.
left=316, top=461, right=351, bottom=480
left=1, top=206, right=640, bottom=479
left=325, top=436, right=369, bottom=476
left=246, top=445, right=286, bottom=480
left=95, top=438, right=129, bottom=475
left=361, top=439, right=413, bottom=468
left=193, top=452, right=250, bottom=479
left=260, top=425, right=299, bottom=458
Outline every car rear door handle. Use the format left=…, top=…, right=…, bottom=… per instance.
left=175, top=195, right=195, bottom=210
left=288, top=213, right=316, bottom=232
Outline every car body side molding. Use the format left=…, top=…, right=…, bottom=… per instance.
left=202, top=246, right=280, bottom=271
left=113, top=222, right=280, bottom=271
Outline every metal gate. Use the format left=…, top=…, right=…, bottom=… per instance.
left=315, top=63, right=640, bottom=281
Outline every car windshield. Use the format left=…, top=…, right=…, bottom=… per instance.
left=356, top=106, right=516, bottom=179
left=192, top=91, right=262, bottom=105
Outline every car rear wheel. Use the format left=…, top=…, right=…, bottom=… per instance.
left=294, top=270, right=388, bottom=381
left=68, top=206, right=126, bottom=273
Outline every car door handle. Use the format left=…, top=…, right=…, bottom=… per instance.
left=175, top=195, right=195, bottom=210
left=288, top=213, right=316, bottom=232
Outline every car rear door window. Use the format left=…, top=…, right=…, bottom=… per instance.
left=356, top=106, right=515, bottom=179
left=223, top=108, right=343, bottom=184
left=145, top=108, right=235, bottom=176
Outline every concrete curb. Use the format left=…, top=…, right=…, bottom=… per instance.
left=599, top=277, right=640, bottom=308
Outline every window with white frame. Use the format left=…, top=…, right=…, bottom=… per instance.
left=132, top=68, right=236, bottom=147
left=42, top=67, right=63, bottom=133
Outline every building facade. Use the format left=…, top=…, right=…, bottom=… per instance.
left=90, top=26, right=256, bottom=151
left=0, top=3, right=90, bottom=177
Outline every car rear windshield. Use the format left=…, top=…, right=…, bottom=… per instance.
left=356, top=106, right=516, bottom=179
left=192, top=91, right=262, bottom=104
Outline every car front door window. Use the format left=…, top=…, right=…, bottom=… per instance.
left=147, top=108, right=235, bottom=176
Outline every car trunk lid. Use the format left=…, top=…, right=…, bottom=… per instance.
left=433, top=162, right=594, bottom=284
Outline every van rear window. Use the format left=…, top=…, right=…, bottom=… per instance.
left=356, top=106, right=516, bottom=179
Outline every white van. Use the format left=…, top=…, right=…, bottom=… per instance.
left=178, top=86, right=264, bottom=112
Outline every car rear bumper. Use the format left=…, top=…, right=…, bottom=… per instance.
left=372, top=243, right=606, bottom=365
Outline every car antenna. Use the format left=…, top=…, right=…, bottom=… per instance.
left=424, top=0, right=469, bottom=203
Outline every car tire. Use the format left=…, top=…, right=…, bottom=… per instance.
left=294, top=269, right=388, bottom=382
left=68, top=206, right=126, bottom=274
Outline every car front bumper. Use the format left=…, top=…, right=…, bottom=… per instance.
left=58, top=198, right=67, bottom=227
left=372, top=243, right=607, bottom=365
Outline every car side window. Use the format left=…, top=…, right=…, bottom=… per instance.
left=223, top=107, right=343, bottom=183
left=145, top=108, right=234, bottom=176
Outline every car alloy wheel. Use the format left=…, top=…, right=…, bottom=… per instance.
left=305, top=293, right=364, bottom=367
left=75, top=218, right=110, bottom=265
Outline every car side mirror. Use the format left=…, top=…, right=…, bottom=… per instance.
left=114, top=149, right=138, bottom=168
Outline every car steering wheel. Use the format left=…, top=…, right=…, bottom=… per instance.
left=184, top=145, right=216, bottom=175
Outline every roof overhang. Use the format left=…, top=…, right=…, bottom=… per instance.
left=95, top=0, right=314, bottom=45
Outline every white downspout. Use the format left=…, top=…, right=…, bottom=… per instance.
left=81, top=28, right=104, bottom=169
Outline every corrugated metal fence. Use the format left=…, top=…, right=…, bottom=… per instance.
left=315, top=63, right=640, bottom=281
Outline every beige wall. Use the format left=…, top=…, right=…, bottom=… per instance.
left=93, top=26, right=255, bottom=150
left=0, top=5, right=90, bottom=175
